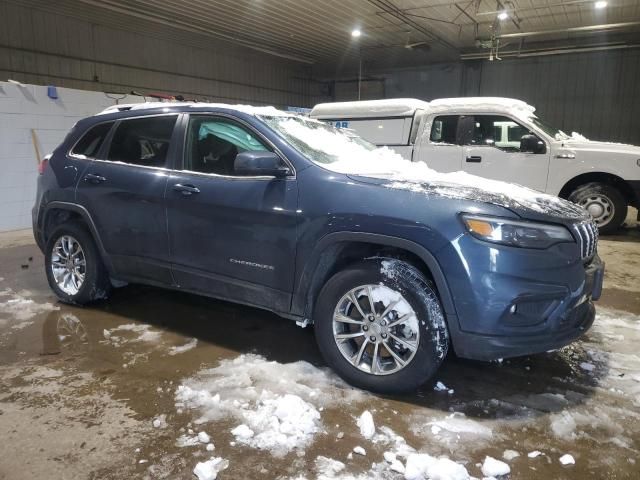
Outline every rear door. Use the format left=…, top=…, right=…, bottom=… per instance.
left=460, top=115, right=550, bottom=191
left=165, top=114, right=298, bottom=312
left=75, top=114, right=180, bottom=283
left=414, top=114, right=463, bottom=172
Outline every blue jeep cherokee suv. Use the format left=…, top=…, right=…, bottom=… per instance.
left=32, top=103, right=604, bottom=393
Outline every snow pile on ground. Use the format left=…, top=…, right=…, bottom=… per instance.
left=0, top=289, right=58, bottom=328
left=193, top=457, right=228, bottom=480
left=175, top=354, right=361, bottom=456
left=229, top=392, right=320, bottom=455
left=168, top=338, right=198, bottom=355
left=102, top=323, right=162, bottom=346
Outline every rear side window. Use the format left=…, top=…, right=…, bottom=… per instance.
left=106, top=115, right=178, bottom=167
left=430, top=116, right=458, bottom=144
left=70, top=122, right=114, bottom=158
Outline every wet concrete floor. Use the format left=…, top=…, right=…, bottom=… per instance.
left=1, top=221, right=639, bottom=479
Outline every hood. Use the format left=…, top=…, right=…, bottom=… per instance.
left=559, top=136, right=640, bottom=156
left=348, top=174, right=589, bottom=223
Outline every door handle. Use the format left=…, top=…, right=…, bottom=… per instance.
left=466, top=156, right=482, bottom=163
left=173, top=183, right=200, bottom=196
left=84, top=173, right=106, bottom=184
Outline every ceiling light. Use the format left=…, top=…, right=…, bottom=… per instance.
left=595, top=1, right=607, bottom=8
left=497, top=11, right=509, bottom=20
left=351, top=29, right=362, bottom=38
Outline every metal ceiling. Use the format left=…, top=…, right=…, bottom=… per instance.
left=13, top=0, right=640, bottom=71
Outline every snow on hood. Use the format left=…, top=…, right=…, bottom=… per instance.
left=269, top=116, right=587, bottom=220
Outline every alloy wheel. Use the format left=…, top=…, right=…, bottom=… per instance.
left=51, top=235, right=86, bottom=295
left=332, top=284, right=419, bottom=376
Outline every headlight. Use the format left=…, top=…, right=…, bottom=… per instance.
left=461, top=214, right=574, bottom=249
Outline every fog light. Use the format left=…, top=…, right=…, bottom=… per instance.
left=509, top=304, right=517, bottom=314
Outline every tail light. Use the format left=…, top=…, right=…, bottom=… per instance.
left=38, top=157, right=49, bottom=175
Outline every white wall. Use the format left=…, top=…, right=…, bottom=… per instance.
left=0, top=81, right=144, bottom=232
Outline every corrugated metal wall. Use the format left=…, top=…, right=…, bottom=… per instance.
left=379, top=49, right=640, bottom=145
left=0, top=0, right=319, bottom=108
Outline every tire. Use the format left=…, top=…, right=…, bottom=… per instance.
left=314, top=258, right=449, bottom=393
left=568, top=182, right=627, bottom=234
left=45, top=222, right=111, bottom=305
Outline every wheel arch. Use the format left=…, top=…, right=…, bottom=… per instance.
left=41, top=202, right=115, bottom=275
left=292, top=232, right=456, bottom=321
left=558, top=172, right=637, bottom=207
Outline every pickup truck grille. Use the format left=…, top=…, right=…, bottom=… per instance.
left=573, top=220, right=598, bottom=260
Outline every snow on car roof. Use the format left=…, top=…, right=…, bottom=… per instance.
left=310, top=98, right=430, bottom=119
left=96, top=102, right=294, bottom=117
left=428, top=97, right=537, bottom=116
left=309, top=97, right=537, bottom=120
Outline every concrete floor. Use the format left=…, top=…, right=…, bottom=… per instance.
left=1, top=215, right=639, bottom=480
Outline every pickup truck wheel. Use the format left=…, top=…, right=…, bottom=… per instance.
left=568, top=182, right=627, bottom=234
left=45, top=222, right=111, bottom=305
left=314, top=259, right=449, bottom=393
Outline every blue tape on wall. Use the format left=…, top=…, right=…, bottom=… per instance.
left=47, top=85, right=58, bottom=99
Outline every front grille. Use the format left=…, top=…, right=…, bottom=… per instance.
left=573, top=220, right=598, bottom=260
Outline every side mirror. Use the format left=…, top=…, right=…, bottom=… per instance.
left=234, top=151, right=291, bottom=177
left=520, top=134, right=546, bottom=154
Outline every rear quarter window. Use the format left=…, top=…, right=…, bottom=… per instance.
left=70, top=122, right=114, bottom=158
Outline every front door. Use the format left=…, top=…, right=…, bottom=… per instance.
left=460, top=115, right=550, bottom=192
left=75, top=114, right=180, bottom=283
left=165, top=114, right=299, bottom=313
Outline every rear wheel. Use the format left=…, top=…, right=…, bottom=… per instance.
left=45, top=222, right=111, bottom=304
left=314, top=259, right=448, bottom=393
left=568, top=182, right=626, bottom=234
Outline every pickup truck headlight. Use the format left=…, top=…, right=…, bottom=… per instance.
left=461, top=214, right=574, bottom=249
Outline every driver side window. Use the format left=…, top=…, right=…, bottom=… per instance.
left=467, top=115, right=538, bottom=153
left=184, top=116, right=269, bottom=176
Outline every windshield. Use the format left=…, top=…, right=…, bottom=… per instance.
left=258, top=115, right=381, bottom=165
left=529, top=116, right=569, bottom=140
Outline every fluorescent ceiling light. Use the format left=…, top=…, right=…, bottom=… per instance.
left=497, top=11, right=509, bottom=20
left=595, top=1, right=608, bottom=8
left=351, top=29, right=362, bottom=38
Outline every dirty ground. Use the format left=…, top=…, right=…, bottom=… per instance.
left=1, top=214, right=639, bottom=480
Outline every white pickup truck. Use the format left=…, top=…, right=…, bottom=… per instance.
left=310, top=97, right=640, bottom=233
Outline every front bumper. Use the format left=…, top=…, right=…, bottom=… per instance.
left=438, top=235, right=604, bottom=361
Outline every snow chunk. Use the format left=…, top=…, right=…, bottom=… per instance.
left=193, top=457, right=229, bottom=480
left=168, top=338, right=198, bottom=355
left=579, top=362, right=595, bottom=372
left=502, top=450, right=520, bottom=461
left=404, top=453, right=469, bottom=480
left=206, top=443, right=215, bottom=451
left=315, top=456, right=346, bottom=477
left=481, top=456, right=510, bottom=477
left=152, top=414, right=167, bottom=429
left=353, top=446, right=366, bottom=456
left=230, top=424, right=254, bottom=440
left=357, top=411, right=376, bottom=439
left=559, top=454, right=575, bottom=465
left=434, top=381, right=448, bottom=392
left=528, top=451, right=542, bottom=458
left=198, top=431, right=210, bottom=444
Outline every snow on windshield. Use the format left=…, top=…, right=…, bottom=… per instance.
left=261, top=115, right=587, bottom=218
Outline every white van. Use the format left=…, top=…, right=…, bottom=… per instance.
left=310, top=97, right=640, bottom=233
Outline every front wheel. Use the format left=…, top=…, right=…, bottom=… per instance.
left=568, top=182, right=627, bottom=234
left=314, top=259, right=449, bottom=393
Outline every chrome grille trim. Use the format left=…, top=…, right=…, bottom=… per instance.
left=573, top=220, right=598, bottom=260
